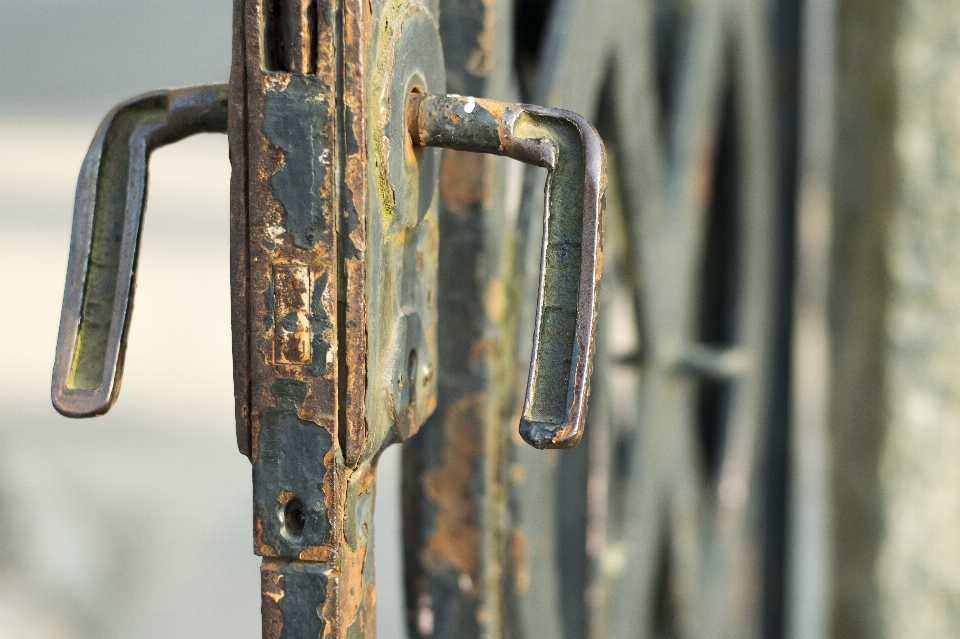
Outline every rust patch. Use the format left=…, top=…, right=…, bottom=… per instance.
left=339, top=519, right=370, bottom=631
left=690, top=132, right=717, bottom=208
left=476, top=605, right=491, bottom=627
left=261, top=559, right=285, bottom=637
left=254, top=510, right=279, bottom=557
left=299, top=545, right=336, bottom=562
left=421, top=393, right=486, bottom=589
left=338, top=0, right=369, bottom=470
left=466, top=0, right=496, bottom=77
left=332, top=463, right=377, bottom=636
left=344, top=256, right=368, bottom=467
left=320, top=567, right=340, bottom=639
left=357, top=462, right=377, bottom=495
left=484, top=278, right=506, bottom=323
left=440, top=150, right=488, bottom=213
left=364, top=580, right=377, bottom=639
left=323, top=421, right=343, bottom=556
left=468, top=337, right=494, bottom=368
left=509, top=528, right=530, bottom=593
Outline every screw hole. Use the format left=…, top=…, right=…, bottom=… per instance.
left=408, top=349, right=418, bottom=408
left=283, top=498, right=306, bottom=538
left=407, top=85, right=425, bottom=146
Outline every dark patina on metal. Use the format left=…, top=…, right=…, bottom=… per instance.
left=51, top=85, right=228, bottom=418
left=409, top=93, right=606, bottom=449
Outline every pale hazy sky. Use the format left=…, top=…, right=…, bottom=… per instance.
left=0, top=0, right=232, bottom=118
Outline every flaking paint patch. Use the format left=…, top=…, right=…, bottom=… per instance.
left=310, top=271, right=335, bottom=376
left=263, top=75, right=333, bottom=249
left=261, top=562, right=286, bottom=637
left=275, top=561, right=330, bottom=638
left=254, top=378, right=334, bottom=555
left=255, top=510, right=280, bottom=557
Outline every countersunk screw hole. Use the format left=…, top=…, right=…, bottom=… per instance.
left=283, top=498, right=306, bottom=538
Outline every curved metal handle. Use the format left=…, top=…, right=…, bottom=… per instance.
left=409, top=94, right=606, bottom=449
left=51, top=85, right=229, bottom=418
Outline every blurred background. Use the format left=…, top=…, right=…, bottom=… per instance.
left=0, top=1, right=406, bottom=637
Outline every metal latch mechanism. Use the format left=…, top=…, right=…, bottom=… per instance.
left=50, top=87, right=606, bottom=448
left=50, top=1, right=604, bottom=635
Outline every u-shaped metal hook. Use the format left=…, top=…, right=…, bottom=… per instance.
left=51, top=85, right=229, bottom=417
left=409, top=94, right=606, bottom=449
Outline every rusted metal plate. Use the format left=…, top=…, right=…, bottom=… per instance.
left=235, top=0, right=342, bottom=580
left=230, top=0, right=447, bottom=635
left=230, top=1, right=350, bottom=635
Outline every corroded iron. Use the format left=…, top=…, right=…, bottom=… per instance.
left=51, top=85, right=229, bottom=418
left=409, top=93, right=606, bottom=449
left=230, top=1, right=447, bottom=635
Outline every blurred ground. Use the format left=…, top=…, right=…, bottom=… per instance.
left=0, top=2, right=406, bottom=637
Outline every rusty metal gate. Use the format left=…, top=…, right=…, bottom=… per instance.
left=48, top=0, right=800, bottom=637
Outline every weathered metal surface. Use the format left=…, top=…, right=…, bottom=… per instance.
left=228, top=0, right=610, bottom=635
left=232, top=5, right=344, bottom=633
left=229, top=0, right=445, bottom=635
left=410, top=93, right=606, bottom=449
left=230, top=0, right=253, bottom=456
left=400, top=2, right=518, bottom=635
left=51, top=85, right=229, bottom=418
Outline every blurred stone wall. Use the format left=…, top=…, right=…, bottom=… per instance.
left=831, top=0, right=960, bottom=637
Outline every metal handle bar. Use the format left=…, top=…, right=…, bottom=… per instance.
left=51, top=85, right=229, bottom=417
left=409, top=93, right=606, bottom=449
